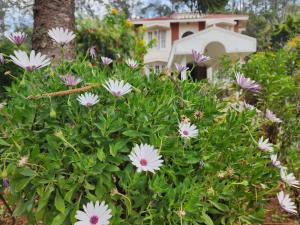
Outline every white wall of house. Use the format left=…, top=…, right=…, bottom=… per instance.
left=144, top=27, right=171, bottom=64
left=179, top=22, right=199, bottom=38
left=133, top=14, right=255, bottom=79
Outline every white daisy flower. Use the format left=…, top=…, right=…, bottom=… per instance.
left=101, top=57, right=113, bottom=65
left=235, top=72, right=261, bottom=93
left=103, top=79, right=132, bottom=97
left=280, top=168, right=300, bottom=188
left=265, top=109, right=282, bottom=123
left=5, top=32, right=27, bottom=46
left=77, top=92, right=99, bottom=107
left=75, top=201, right=112, bottom=225
left=277, top=191, right=298, bottom=215
left=48, top=27, right=75, bottom=45
left=10, top=50, right=51, bottom=71
left=270, top=154, right=285, bottom=169
left=60, top=74, right=82, bottom=86
left=178, top=121, right=198, bottom=139
left=129, top=144, right=163, bottom=173
left=257, top=137, right=273, bottom=152
left=88, top=45, right=97, bottom=59
left=126, top=58, right=138, bottom=69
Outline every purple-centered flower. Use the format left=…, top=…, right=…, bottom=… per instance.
left=126, top=58, right=138, bottom=69
left=235, top=72, right=261, bottom=93
left=5, top=32, right=27, bottom=46
left=192, top=49, right=210, bottom=64
left=2, top=178, right=9, bottom=188
left=265, top=109, right=282, bottom=123
left=0, top=53, right=4, bottom=64
left=175, top=63, right=189, bottom=73
left=88, top=45, right=97, bottom=59
left=103, top=79, right=132, bottom=97
left=60, top=74, right=82, bottom=86
left=101, top=56, right=113, bottom=65
left=10, top=50, right=51, bottom=72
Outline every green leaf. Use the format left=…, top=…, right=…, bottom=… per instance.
left=0, top=138, right=10, bottom=146
left=37, top=186, right=54, bottom=212
left=201, top=211, right=214, bottom=225
left=84, top=180, right=95, bottom=190
left=54, top=191, right=65, bottom=214
left=105, top=165, right=120, bottom=172
left=13, top=201, right=28, bottom=216
left=51, top=213, right=67, bottom=225
left=122, top=130, right=147, bottom=137
left=97, top=148, right=106, bottom=161
left=19, top=167, right=36, bottom=177
left=209, top=200, right=230, bottom=212
left=65, top=185, right=78, bottom=204
left=15, top=178, right=32, bottom=192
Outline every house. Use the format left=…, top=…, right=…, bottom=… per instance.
left=132, top=13, right=256, bottom=80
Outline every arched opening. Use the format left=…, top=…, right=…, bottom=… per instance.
left=182, top=31, right=194, bottom=38
left=204, top=42, right=226, bottom=59
left=203, top=42, right=226, bottom=80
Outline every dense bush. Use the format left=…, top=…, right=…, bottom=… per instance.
left=1, top=52, right=297, bottom=224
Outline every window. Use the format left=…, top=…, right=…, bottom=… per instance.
left=148, top=32, right=152, bottom=43
left=148, top=30, right=167, bottom=49
left=152, top=64, right=165, bottom=74
left=160, top=31, right=166, bottom=48
left=182, top=31, right=194, bottom=38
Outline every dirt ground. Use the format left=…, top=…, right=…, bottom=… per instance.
left=0, top=197, right=299, bottom=225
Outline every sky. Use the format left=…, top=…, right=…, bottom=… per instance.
left=4, top=0, right=158, bottom=31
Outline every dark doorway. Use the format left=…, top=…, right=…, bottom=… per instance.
left=187, top=63, right=207, bottom=81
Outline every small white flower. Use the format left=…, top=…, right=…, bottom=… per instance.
left=235, top=72, right=261, bottom=93
left=10, top=50, right=51, bottom=71
left=175, top=63, right=189, bottom=73
left=103, top=79, right=132, bottom=97
left=60, top=74, right=82, bottom=86
left=101, top=57, right=113, bottom=65
left=77, top=93, right=99, bottom=107
left=280, top=168, right=300, bottom=188
left=5, top=32, right=27, bottom=46
left=48, top=27, right=75, bottom=45
left=18, top=156, right=28, bottom=167
left=88, top=45, right=97, bottom=59
left=257, top=137, right=273, bottom=152
left=75, top=201, right=112, bottom=225
left=277, top=191, right=298, bottom=215
left=266, top=109, right=282, bottom=123
left=270, top=154, right=285, bottom=169
left=126, top=58, right=138, bottom=69
left=129, top=143, right=163, bottom=173
left=178, top=121, right=198, bottom=139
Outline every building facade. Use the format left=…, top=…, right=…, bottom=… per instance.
left=132, top=13, right=257, bottom=80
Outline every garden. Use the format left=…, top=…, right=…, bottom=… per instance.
left=0, top=1, right=300, bottom=225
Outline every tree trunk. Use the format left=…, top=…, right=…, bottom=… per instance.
left=32, top=0, right=75, bottom=61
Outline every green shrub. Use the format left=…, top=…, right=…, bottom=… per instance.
left=0, top=57, right=288, bottom=225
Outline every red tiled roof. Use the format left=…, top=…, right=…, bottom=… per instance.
left=132, top=13, right=248, bottom=22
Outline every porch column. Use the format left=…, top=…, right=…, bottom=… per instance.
left=207, top=67, right=213, bottom=82
left=180, top=56, right=187, bottom=80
